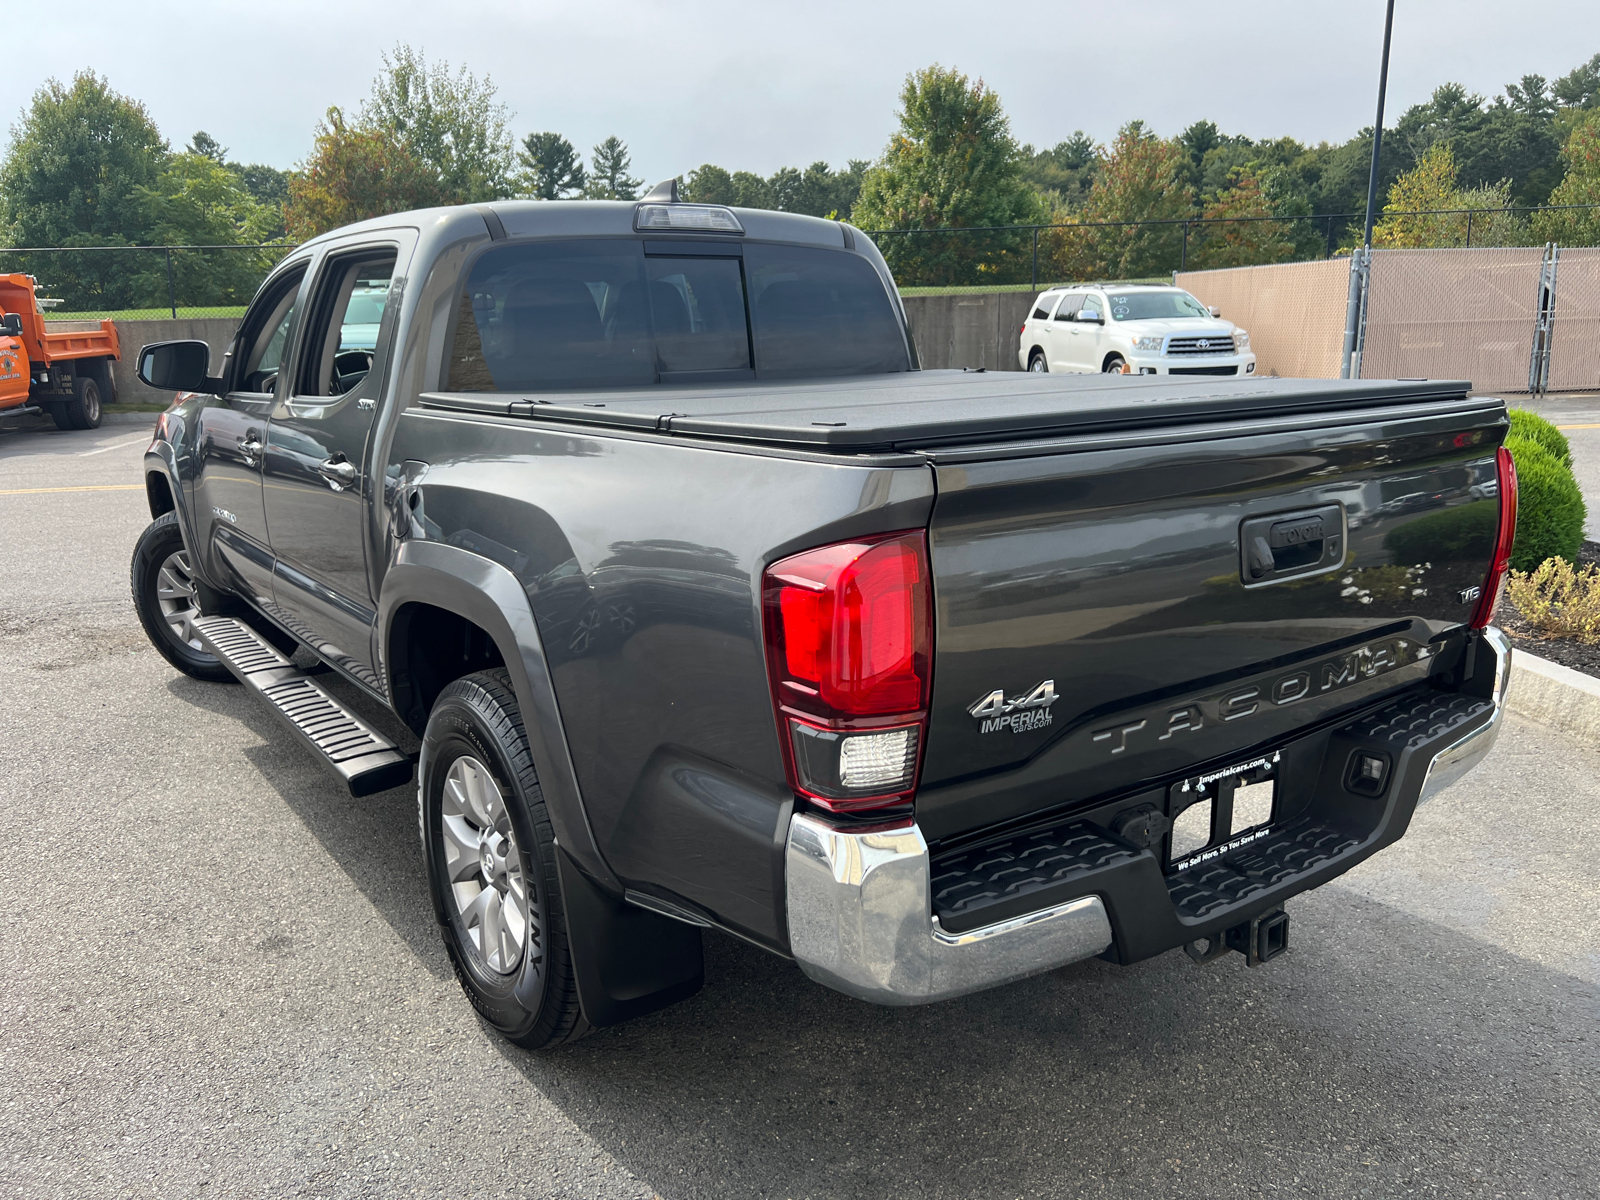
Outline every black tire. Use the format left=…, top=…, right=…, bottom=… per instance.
left=1028, top=350, right=1048, bottom=373
left=130, top=512, right=235, bottom=683
left=65, top=376, right=102, bottom=429
left=1102, top=354, right=1128, bottom=374
left=420, top=669, right=589, bottom=1049
left=46, top=403, right=74, bottom=431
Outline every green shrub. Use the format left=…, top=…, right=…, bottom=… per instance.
left=1505, top=434, right=1586, bottom=571
left=1385, top=500, right=1496, bottom=565
left=1508, top=408, right=1572, bottom=467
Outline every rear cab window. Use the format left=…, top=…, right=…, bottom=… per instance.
left=444, top=237, right=909, bottom=391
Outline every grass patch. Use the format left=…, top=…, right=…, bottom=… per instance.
left=45, top=307, right=245, bottom=322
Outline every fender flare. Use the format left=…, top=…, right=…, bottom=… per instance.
left=377, top=538, right=620, bottom=893
left=142, top=440, right=225, bottom=593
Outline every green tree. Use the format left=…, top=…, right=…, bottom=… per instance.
left=1049, top=121, right=1194, bottom=280
left=137, top=152, right=278, bottom=304
left=0, top=70, right=166, bottom=247
left=1021, top=133, right=1097, bottom=209
left=1553, top=53, right=1600, bottom=111
left=583, top=136, right=642, bottom=200
left=1534, top=111, right=1600, bottom=245
left=360, top=44, right=516, bottom=201
left=284, top=107, right=448, bottom=240
left=184, top=131, right=290, bottom=239
left=683, top=163, right=734, bottom=204
left=0, top=71, right=170, bottom=310
left=1371, top=143, right=1528, bottom=248
left=853, top=64, right=1042, bottom=285
left=1191, top=171, right=1296, bottom=268
left=518, top=132, right=586, bottom=199
left=728, top=170, right=771, bottom=208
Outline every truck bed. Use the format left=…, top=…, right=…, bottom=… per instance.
left=420, top=372, right=1474, bottom=452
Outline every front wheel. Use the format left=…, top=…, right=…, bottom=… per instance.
left=130, top=513, right=235, bottom=683
left=1102, top=355, right=1128, bottom=374
left=420, top=670, right=588, bottom=1049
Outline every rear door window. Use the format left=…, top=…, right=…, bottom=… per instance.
left=1054, top=294, right=1084, bottom=322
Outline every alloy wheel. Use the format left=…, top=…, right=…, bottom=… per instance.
left=155, top=550, right=204, bottom=650
left=440, top=755, right=538, bottom=975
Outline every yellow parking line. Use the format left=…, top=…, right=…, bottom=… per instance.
left=0, top=483, right=144, bottom=496
left=1555, top=423, right=1600, bottom=430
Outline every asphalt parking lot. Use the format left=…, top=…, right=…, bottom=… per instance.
left=3, top=420, right=1599, bottom=1200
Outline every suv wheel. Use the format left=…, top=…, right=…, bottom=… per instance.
left=1028, top=351, right=1048, bottom=373
left=1102, top=354, right=1128, bottom=374
left=420, top=669, right=588, bottom=1049
left=130, top=513, right=235, bottom=683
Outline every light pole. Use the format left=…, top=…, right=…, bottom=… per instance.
left=1341, top=0, right=1397, bottom=379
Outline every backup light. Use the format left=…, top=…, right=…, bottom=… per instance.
left=763, top=532, right=932, bottom=813
left=634, top=204, right=744, bottom=233
left=1470, top=444, right=1518, bottom=629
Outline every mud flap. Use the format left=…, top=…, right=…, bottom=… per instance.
left=556, top=849, right=704, bottom=1027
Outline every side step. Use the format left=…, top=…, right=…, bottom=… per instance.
left=193, top=615, right=413, bottom=797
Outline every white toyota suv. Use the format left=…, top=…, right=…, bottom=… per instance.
left=1017, top=283, right=1257, bottom=377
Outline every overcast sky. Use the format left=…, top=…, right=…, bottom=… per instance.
left=8, top=0, right=1600, bottom=180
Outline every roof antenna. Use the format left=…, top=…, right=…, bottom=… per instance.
left=641, top=178, right=680, bottom=203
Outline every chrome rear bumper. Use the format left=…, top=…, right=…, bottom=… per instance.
left=784, top=629, right=1512, bottom=1005
left=784, top=814, right=1113, bottom=1005
left=1418, top=626, right=1511, bottom=805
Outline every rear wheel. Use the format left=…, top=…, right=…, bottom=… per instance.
left=1102, top=354, right=1128, bottom=375
left=64, top=376, right=102, bottom=429
left=1028, top=351, right=1048, bottom=373
left=420, top=669, right=589, bottom=1049
left=130, top=513, right=234, bottom=683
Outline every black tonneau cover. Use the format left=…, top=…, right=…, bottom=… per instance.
left=419, top=371, right=1471, bottom=452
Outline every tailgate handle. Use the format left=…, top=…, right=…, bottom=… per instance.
left=1241, top=504, right=1343, bottom=584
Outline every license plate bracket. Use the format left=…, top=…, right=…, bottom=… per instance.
left=1165, top=752, right=1281, bottom=872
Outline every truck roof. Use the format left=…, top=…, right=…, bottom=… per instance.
left=422, top=372, right=1481, bottom=454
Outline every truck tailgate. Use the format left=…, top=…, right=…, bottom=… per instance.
left=915, top=393, right=1506, bottom=843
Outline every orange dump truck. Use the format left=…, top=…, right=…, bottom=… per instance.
left=0, top=273, right=120, bottom=430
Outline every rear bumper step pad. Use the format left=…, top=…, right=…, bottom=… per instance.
left=194, top=616, right=412, bottom=797
left=927, top=685, right=1501, bottom=963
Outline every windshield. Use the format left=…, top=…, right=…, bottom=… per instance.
left=445, top=238, right=908, bottom=391
left=1107, top=290, right=1211, bottom=321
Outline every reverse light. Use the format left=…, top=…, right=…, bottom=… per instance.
left=763, top=531, right=932, bottom=813
left=634, top=204, right=744, bottom=233
left=1470, top=444, right=1518, bottom=629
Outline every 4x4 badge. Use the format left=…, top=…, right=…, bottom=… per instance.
left=969, top=680, right=1058, bottom=734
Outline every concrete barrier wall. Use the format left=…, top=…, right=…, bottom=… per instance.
left=901, top=292, right=1035, bottom=372
left=48, top=317, right=239, bottom=405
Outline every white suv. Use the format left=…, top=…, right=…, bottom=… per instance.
left=1017, top=284, right=1257, bottom=377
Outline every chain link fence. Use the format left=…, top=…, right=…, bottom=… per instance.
left=0, top=244, right=295, bottom=320
left=1548, top=248, right=1600, bottom=394
left=866, top=205, right=1600, bottom=291
left=1172, top=259, right=1350, bottom=379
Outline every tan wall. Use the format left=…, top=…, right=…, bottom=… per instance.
left=1360, top=247, right=1546, bottom=392
left=48, top=316, right=240, bottom=405
left=1549, top=247, right=1600, bottom=394
left=1176, top=258, right=1350, bottom=379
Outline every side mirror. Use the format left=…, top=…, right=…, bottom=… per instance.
left=137, top=340, right=215, bottom=393
left=1209, top=306, right=1222, bottom=318
left=1077, top=310, right=1103, bottom=324
left=1, top=313, right=21, bottom=337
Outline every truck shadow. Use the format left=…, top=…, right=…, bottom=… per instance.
left=162, top=671, right=449, bottom=981
left=160, top=672, right=1599, bottom=1199
left=500, top=892, right=1599, bottom=1200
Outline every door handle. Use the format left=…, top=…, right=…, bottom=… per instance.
left=237, top=432, right=262, bottom=466
left=317, top=455, right=359, bottom=489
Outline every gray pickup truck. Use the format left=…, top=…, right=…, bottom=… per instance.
left=130, top=186, right=1517, bottom=1049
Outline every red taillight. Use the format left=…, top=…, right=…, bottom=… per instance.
left=763, top=531, right=932, bottom=813
left=1470, top=444, right=1518, bottom=629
